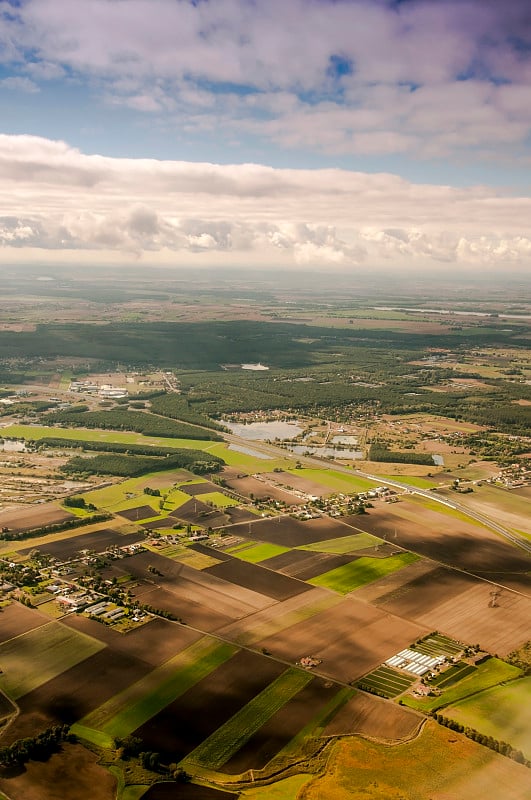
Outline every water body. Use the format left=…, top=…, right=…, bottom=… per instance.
left=288, top=445, right=363, bottom=460
left=331, top=435, right=359, bottom=445
left=373, top=306, right=531, bottom=321
left=222, top=420, right=303, bottom=440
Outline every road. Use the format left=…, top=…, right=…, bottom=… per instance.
left=223, top=433, right=531, bottom=556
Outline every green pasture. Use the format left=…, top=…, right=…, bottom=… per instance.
left=78, top=638, right=237, bottom=740
left=403, top=657, right=522, bottom=713
left=186, top=667, right=313, bottom=769
left=446, top=677, right=531, bottom=755
left=198, top=491, right=239, bottom=508
left=286, top=468, right=378, bottom=493
left=1, top=424, right=216, bottom=451
left=0, top=621, right=104, bottom=700
left=309, top=552, right=419, bottom=594
left=229, top=542, right=291, bottom=563
left=300, top=532, right=381, bottom=554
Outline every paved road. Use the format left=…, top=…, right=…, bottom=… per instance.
left=224, top=433, right=531, bottom=556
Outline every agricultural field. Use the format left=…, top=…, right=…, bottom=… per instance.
left=302, top=721, right=531, bottom=800
left=0, top=621, right=104, bottom=700
left=445, top=677, right=531, bottom=756
left=357, top=665, right=415, bottom=698
left=323, top=691, right=421, bottom=741
left=308, top=552, right=420, bottom=594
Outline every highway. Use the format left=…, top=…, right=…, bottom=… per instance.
left=223, top=432, right=531, bottom=556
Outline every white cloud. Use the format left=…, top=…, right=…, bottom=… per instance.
left=0, top=134, right=530, bottom=270
left=0, top=75, right=39, bottom=93
left=1, top=1, right=530, bottom=159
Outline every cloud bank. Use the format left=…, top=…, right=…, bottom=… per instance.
left=1, top=134, right=530, bottom=270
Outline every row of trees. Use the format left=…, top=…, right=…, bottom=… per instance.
left=0, top=725, right=74, bottom=768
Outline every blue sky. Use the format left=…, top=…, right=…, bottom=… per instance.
left=0, top=0, right=530, bottom=271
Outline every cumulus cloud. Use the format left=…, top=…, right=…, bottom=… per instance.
left=0, top=134, right=530, bottom=270
left=1, top=0, right=531, bottom=159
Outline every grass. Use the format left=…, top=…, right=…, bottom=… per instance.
left=403, top=657, right=523, bottom=713
left=413, top=633, right=463, bottom=658
left=300, top=532, right=381, bottom=554
left=69, top=725, right=115, bottom=750
left=147, top=542, right=221, bottom=569
left=0, top=621, right=104, bottom=700
left=445, top=677, right=531, bottom=755
left=300, top=720, right=531, bottom=800
left=229, top=542, right=291, bottom=563
left=185, top=667, right=313, bottom=769
left=240, top=775, right=313, bottom=799
left=197, top=491, right=239, bottom=508
left=308, top=552, right=420, bottom=594
left=80, top=638, right=237, bottom=740
left=286, top=468, right=378, bottom=493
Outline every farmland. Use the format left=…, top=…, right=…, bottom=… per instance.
left=0, top=282, right=529, bottom=799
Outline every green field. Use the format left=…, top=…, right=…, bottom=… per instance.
left=300, top=532, right=381, bottom=554
left=240, top=775, right=313, bottom=800
left=358, top=666, right=415, bottom=698
left=445, top=677, right=531, bottom=755
left=413, top=633, right=463, bottom=658
left=228, top=542, right=291, bottom=563
left=382, top=475, right=440, bottom=489
left=186, top=667, right=313, bottom=769
left=0, top=621, right=104, bottom=700
left=198, top=491, right=240, bottom=508
left=77, top=638, right=237, bottom=740
left=403, top=657, right=523, bottom=713
left=309, top=552, right=420, bottom=594
left=286, top=468, right=378, bottom=493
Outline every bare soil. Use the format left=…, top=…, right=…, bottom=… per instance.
left=323, top=691, right=421, bottom=740
left=0, top=743, right=116, bottom=800
left=261, top=549, right=357, bottom=581
left=257, top=597, right=425, bottom=684
left=224, top=475, right=304, bottom=504
left=134, top=650, right=285, bottom=762
left=229, top=516, right=354, bottom=548
left=0, top=602, right=48, bottom=644
left=344, top=502, right=531, bottom=592
left=117, top=504, right=157, bottom=521
left=204, top=559, right=311, bottom=601
left=262, top=471, right=333, bottom=497
left=18, top=528, right=145, bottom=559
left=0, top=502, right=75, bottom=533
left=143, top=784, right=238, bottom=799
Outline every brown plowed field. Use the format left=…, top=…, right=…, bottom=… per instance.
left=63, top=615, right=202, bottom=666
left=229, top=516, right=354, bottom=547
left=323, top=692, right=421, bottom=740
left=190, top=542, right=234, bottom=561
left=353, top=558, right=435, bottom=604
left=18, top=528, right=145, bottom=559
left=134, top=650, right=285, bottom=762
left=169, top=498, right=227, bottom=528
left=125, top=552, right=273, bottom=612
left=224, top=507, right=259, bottom=524
left=0, top=502, right=75, bottom=534
left=264, top=551, right=356, bottom=581
left=414, top=582, right=531, bottom=655
left=116, top=504, right=157, bottom=521
left=180, top=481, right=223, bottom=496
left=0, top=602, right=48, bottom=644
left=143, top=784, right=237, bottom=800
left=372, top=565, right=478, bottom=616
left=204, top=559, right=311, bottom=600
left=0, top=742, right=117, bottom=800
left=221, top=677, right=342, bottom=774
left=257, top=597, right=425, bottom=683
left=224, top=475, right=304, bottom=504
left=131, top=584, right=236, bottom=631
left=2, top=618, right=202, bottom=744
left=262, top=471, right=333, bottom=496
left=344, top=502, right=531, bottom=589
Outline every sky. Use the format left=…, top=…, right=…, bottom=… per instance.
left=0, top=0, right=531, bottom=273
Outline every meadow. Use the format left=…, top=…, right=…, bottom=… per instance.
left=309, top=552, right=420, bottom=594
